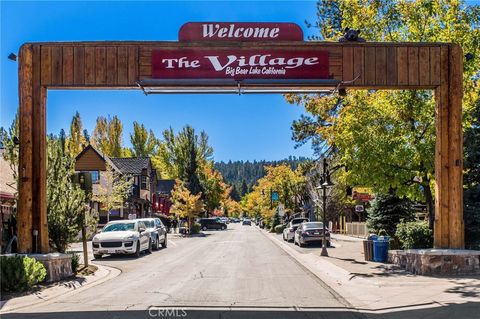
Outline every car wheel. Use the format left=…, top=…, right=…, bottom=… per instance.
left=299, top=239, right=305, bottom=247
left=221, top=225, right=225, bottom=230
left=147, top=239, right=153, bottom=254
left=283, top=233, right=286, bottom=241
left=134, top=241, right=141, bottom=258
left=202, top=226, right=207, bottom=231
left=93, top=254, right=102, bottom=259
left=162, top=234, right=167, bottom=248
left=327, top=240, right=331, bottom=247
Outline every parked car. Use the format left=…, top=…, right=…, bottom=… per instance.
left=283, top=218, right=309, bottom=242
left=136, top=218, right=168, bottom=250
left=198, top=218, right=227, bottom=230
left=220, top=217, right=230, bottom=224
left=242, top=218, right=252, bottom=226
left=92, top=220, right=151, bottom=258
left=293, top=222, right=331, bottom=247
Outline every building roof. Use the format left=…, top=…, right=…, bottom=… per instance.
left=75, top=144, right=121, bottom=172
left=110, top=157, right=150, bottom=175
left=156, top=179, right=176, bottom=195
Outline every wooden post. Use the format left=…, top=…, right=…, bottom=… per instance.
left=18, top=44, right=34, bottom=253
left=18, top=44, right=49, bottom=253
left=434, top=44, right=464, bottom=249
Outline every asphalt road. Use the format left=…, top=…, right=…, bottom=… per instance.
left=4, top=223, right=362, bottom=319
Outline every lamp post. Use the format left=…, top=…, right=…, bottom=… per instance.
left=315, top=158, right=334, bottom=257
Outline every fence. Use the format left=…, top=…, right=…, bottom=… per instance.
left=345, top=222, right=369, bottom=238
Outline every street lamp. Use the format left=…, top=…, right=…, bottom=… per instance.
left=315, top=158, right=335, bottom=257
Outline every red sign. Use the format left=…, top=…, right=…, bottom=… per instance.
left=152, top=49, right=329, bottom=80
left=179, top=22, right=303, bottom=42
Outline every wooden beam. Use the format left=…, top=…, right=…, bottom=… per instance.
left=434, top=44, right=464, bottom=249
left=18, top=44, right=34, bottom=253
left=448, top=44, right=464, bottom=248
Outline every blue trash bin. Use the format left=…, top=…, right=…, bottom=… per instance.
left=373, top=236, right=390, bottom=262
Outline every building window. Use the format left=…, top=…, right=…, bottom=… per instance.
left=91, top=171, right=100, bottom=184
left=141, top=176, right=149, bottom=190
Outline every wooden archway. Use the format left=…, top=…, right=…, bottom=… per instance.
left=17, top=41, right=463, bottom=253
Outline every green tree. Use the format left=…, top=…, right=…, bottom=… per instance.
left=66, top=111, right=86, bottom=157
left=230, top=184, right=241, bottom=202
left=0, top=113, right=19, bottom=199
left=130, top=121, right=157, bottom=157
left=366, top=192, right=415, bottom=237
left=91, top=115, right=124, bottom=157
left=290, top=0, right=480, bottom=227
left=240, top=180, right=248, bottom=197
left=91, top=116, right=109, bottom=154
left=464, top=99, right=480, bottom=249
left=155, top=125, right=213, bottom=195
left=47, top=136, right=96, bottom=253
left=91, top=163, right=133, bottom=223
left=108, top=115, right=123, bottom=157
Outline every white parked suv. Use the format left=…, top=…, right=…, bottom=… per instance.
left=92, top=220, right=152, bottom=259
left=283, top=217, right=309, bottom=242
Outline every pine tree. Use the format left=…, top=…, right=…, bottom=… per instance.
left=240, top=180, right=248, bottom=197
left=47, top=136, right=97, bottom=253
left=464, top=100, right=480, bottom=249
left=230, top=184, right=241, bottom=202
left=366, top=192, right=415, bottom=237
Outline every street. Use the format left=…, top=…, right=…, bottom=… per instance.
left=3, top=224, right=361, bottom=319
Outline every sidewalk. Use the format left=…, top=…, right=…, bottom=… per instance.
left=1, top=242, right=121, bottom=314
left=264, top=229, right=480, bottom=314
left=0, top=263, right=120, bottom=313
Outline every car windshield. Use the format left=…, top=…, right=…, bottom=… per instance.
left=292, top=219, right=308, bottom=225
left=142, top=220, right=154, bottom=228
left=304, top=222, right=324, bottom=229
left=103, top=223, right=135, bottom=232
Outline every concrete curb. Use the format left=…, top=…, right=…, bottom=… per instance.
left=0, top=263, right=121, bottom=313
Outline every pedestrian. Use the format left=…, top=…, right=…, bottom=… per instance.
left=172, top=218, right=178, bottom=233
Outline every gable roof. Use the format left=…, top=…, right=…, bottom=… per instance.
left=110, top=157, right=150, bottom=175
left=75, top=144, right=120, bottom=172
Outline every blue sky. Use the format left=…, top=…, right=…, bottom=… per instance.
left=0, top=0, right=322, bottom=162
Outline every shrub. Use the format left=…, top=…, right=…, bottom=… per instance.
left=0, top=256, right=47, bottom=293
left=67, top=252, right=80, bottom=274
left=274, top=224, right=285, bottom=234
left=395, top=220, right=433, bottom=249
left=190, top=222, right=201, bottom=234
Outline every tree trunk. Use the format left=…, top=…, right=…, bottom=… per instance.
left=423, top=179, right=435, bottom=230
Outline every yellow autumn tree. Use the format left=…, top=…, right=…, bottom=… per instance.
left=242, top=164, right=305, bottom=227
left=171, top=180, right=205, bottom=233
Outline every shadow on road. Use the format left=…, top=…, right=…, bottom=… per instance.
left=3, top=302, right=480, bottom=319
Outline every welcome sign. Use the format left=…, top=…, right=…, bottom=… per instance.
left=151, top=49, right=329, bottom=79
left=179, top=22, right=304, bottom=42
